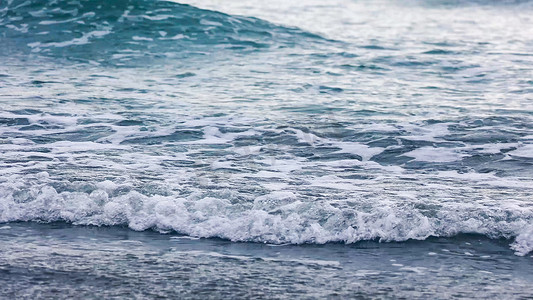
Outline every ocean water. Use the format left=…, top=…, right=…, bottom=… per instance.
left=1, top=0, right=533, bottom=297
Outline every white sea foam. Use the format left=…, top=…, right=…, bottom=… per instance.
left=508, top=144, right=533, bottom=158
left=29, top=29, right=111, bottom=48
left=132, top=36, right=154, bottom=42
left=400, top=123, right=452, bottom=142
left=291, top=128, right=383, bottom=160
left=0, top=106, right=531, bottom=258
left=330, top=141, right=384, bottom=161
left=404, top=147, right=466, bottom=163
left=511, top=225, right=533, bottom=256
left=2, top=0, right=533, bottom=263
left=38, top=12, right=94, bottom=25
left=0, top=175, right=531, bottom=256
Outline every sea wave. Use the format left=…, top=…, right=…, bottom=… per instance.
left=0, top=0, right=326, bottom=64
left=1, top=172, right=532, bottom=256
left=1, top=0, right=532, bottom=259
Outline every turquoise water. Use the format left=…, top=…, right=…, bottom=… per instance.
left=1, top=0, right=533, bottom=297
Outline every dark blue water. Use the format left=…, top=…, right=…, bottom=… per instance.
left=1, top=0, right=533, bottom=297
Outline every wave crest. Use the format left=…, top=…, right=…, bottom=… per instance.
left=1, top=173, right=532, bottom=256
left=0, top=0, right=323, bottom=64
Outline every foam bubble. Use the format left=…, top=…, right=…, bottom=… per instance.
left=508, top=144, right=533, bottom=159
left=511, top=225, right=533, bottom=256
left=404, top=147, right=466, bottom=163
left=1, top=176, right=531, bottom=256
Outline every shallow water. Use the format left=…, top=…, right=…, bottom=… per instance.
left=1, top=222, right=533, bottom=298
left=1, top=0, right=533, bottom=297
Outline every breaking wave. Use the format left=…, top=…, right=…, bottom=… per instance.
left=1, top=0, right=532, bottom=257
left=1, top=171, right=532, bottom=256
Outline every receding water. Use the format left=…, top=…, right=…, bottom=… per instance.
left=1, top=0, right=533, bottom=297
left=2, top=222, right=533, bottom=299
